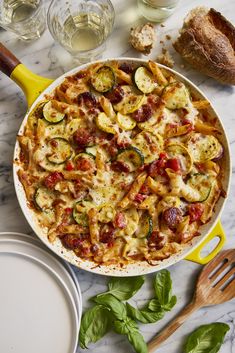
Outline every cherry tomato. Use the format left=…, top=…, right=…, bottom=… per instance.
left=166, top=158, right=181, bottom=172
left=44, top=172, right=63, bottom=189
left=188, top=203, right=204, bottom=223
left=65, top=161, right=75, bottom=171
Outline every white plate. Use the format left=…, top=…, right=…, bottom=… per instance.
left=0, top=239, right=79, bottom=353
left=0, top=237, right=82, bottom=313
left=0, top=232, right=82, bottom=313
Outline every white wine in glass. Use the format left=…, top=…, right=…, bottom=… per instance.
left=0, top=0, right=46, bottom=40
left=48, top=0, right=115, bottom=62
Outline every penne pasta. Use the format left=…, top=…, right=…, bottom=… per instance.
left=194, top=120, right=219, bottom=134
left=147, top=176, right=169, bottom=196
left=192, top=99, right=210, bottom=110
left=118, top=172, right=147, bottom=209
left=99, top=96, right=116, bottom=120
left=88, top=208, right=100, bottom=245
left=115, top=68, right=132, bottom=84
left=148, top=60, right=168, bottom=86
left=51, top=99, right=84, bottom=118
left=16, top=59, right=224, bottom=266
left=95, top=149, right=106, bottom=171
left=165, top=123, right=192, bottom=138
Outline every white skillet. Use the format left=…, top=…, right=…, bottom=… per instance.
left=0, top=43, right=231, bottom=276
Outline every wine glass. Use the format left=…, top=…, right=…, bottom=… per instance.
left=47, top=0, right=115, bottom=63
left=0, top=0, right=46, bottom=41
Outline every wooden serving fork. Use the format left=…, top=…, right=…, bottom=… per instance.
left=148, top=249, right=235, bottom=352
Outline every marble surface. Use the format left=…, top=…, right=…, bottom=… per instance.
left=0, top=0, right=235, bottom=352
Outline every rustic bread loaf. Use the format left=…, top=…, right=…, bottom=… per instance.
left=174, top=7, right=235, bottom=85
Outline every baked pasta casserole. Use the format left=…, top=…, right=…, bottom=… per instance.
left=16, top=60, right=225, bottom=265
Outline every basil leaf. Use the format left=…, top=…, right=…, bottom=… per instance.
left=148, top=296, right=176, bottom=312
left=127, top=330, right=148, bottom=353
left=94, top=293, right=127, bottom=320
left=154, top=269, right=173, bottom=306
left=79, top=305, right=111, bottom=349
left=115, top=317, right=147, bottom=353
left=147, top=298, right=162, bottom=312
left=162, top=295, right=177, bottom=311
left=126, top=303, right=164, bottom=324
left=114, top=317, right=138, bottom=335
left=96, top=276, right=145, bottom=301
left=184, top=322, right=230, bottom=353
left=108, top=276, right=145, bottom=300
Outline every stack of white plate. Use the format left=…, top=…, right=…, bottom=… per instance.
left=0, top=232, right=82, bottom=353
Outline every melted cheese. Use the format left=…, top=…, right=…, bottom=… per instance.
left=17, top=60, right=223, bottom=267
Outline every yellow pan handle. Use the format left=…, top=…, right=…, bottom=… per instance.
left=0, top=42, right=53, bottom=108
left=185, top=220, right=226, bottom=265
left=11, top=64, right=53, bottom=108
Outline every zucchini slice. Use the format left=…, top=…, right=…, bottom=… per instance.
left=91, top=66, right=115, bottom=93
left=45, top=120, right=66, bottom=139
left=95, top=112, right=116, bottom=134
left=113, top=85, right=145, bottom=115
left=85, top=145, right=98, bottom=157
left=34, top=187, right=55, bottom=211
left=117, top=112, right=136, bottom=130
left=74, top=152, right=96, bottom=170
left=117, top=147, right=144, bottom=172
left=161, top=82, right=190, bottom=110
left=132, top=131, right=163, bottom=164
left=66, top=118, right=85, bottom=136
left=43, top=101, right=65, bottom=124
left=136, top=214, right=153, bottom=238
left=32, top=100, right=48, bottom=120
left=73, top=200, right=94, bottom=226
left=120, top=94, right=145, bottom=115
left=165, top=143, right=192, bottom=174
left=133, top=66, right=156, bottom=94
left=187, top=133, right=223, bottom=163
left=187, top=174, right=212, bottom=202
left=47, top=138, right=73, bottom=164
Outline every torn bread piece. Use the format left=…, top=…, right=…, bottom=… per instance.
left=130, top=22, right=156, bottom=55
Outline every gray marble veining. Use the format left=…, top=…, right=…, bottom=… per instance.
left=0, top=0, right=235, bottom=352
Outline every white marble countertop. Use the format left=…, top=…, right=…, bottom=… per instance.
left=0, top=0, right=235, bottom=352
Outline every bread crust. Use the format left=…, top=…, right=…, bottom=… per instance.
left=174, top=8, right=235, bottom=85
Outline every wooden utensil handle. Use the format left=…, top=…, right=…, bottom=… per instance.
left=0, top=42, right=21, bottom=76
left=148, top=300, right=201, bottom=353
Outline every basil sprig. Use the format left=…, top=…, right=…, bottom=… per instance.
left=79, top=270, right=176, bottom=353
left=127, top=269, right=177, bottom=324
left=79, top=272, right=229, bottom=353
left=184, top=322, right=230, bottom=353
left=93, top=292, right=148, bottom=353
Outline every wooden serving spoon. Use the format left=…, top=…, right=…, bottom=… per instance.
left=148, top=249, right=235, bottom=353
